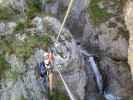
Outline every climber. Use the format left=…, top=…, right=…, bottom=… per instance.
left=44, top=48, right=54, bottom=92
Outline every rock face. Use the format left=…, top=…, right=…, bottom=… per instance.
left=0, top=0, right=133, bottom=100
left=58, top=0, right=133, bottom=99
left=0, top=15, right=87, bottom=100
left=0, top=0, right=26, bottom=13
left=0, top=22, right=16, bottom=36
left=43, top=16, right=87, bottom=100
left=125, top=0, right=133, bottom=80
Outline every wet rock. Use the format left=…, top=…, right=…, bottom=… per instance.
left=99, top=57, right=133, bottom=97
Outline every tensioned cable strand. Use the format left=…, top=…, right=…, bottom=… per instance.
left=55, top=0, right=75, bottom=100
left=56, top=0, right=74, bottom=42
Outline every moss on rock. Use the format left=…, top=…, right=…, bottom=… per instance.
left=0, top=55, right=10, bottom=79
left=89, top=0, right=112, bottom=25
left=0, top=34, right=50, bottom=60
left=0, top=7, right=15, bottom=20
left=48, top=90, right=69, bottom=100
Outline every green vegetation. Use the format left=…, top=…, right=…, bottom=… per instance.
left=89, top=0, right=112, bottom=25
left=46, top=0, right=55, bottom=4
left=0, top=55, right=10, bottom=79
left=20, top=95, right=28, bottom=100
left=15, top=21, right=26, bottom=32
left=7, top=70, right=18, bottom=81
left=0, top=7, right=14, bottom=20
left=48, top=90, right=69, bottom=100
left=26, top=0, right=42, bottom=19
left=0, top=35, right=50, bottom=60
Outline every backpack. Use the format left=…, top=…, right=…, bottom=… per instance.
left=39, top=61, right=47, bottom=76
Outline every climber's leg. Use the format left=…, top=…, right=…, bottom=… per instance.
left=49, top=71, right=53, bottom=92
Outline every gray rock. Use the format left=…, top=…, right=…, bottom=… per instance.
left=6, top=54, right=26, bottom=74
left=72, top=0, right=89, bottom=19
left=0, top=0, right=26, bottom=13
left=0, top=22, right=16, bottom=36
left=32, top=16, right=45, bottom=35
left=45, top=1, right=59, bottom=15
left=99, top=57, right=133, bottom=97
left=6, top=22, right=16, bottom=35
left=125, top=0, right=133, bottom=80
left=0, top=22, right=6, bottom=34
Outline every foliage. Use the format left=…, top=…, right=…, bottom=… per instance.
left=46, top=0, right=54, bottom=4
left=0, top=35, right=50, bottom=60
left=15, top=21, right=26, bottom=32
left=20, top=95, right=28, bottom=100
left=26, top=0, right=42, bottom=19
left=7, top=70, right=18, bottom=81
left=0, top=7, right=14, bottom=20
left=0, top=55, right=9, bottom=79
left=89, top=0, right=112, bottom=25
left=48, top=90, right=69, bottom=100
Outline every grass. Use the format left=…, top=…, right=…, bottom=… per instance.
left=0, top=55, right=10, bottom=79
left=89, top=0, right=112, bottom=25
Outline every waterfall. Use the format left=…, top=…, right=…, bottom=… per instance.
left=80, top=49, right=122, bottom=100
left=88, top=57, right=103, bottom=94
left=80, top=49, right=103, bottom=93
left=88, top=56, right=122, bottom=100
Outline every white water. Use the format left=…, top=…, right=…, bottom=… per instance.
left=80, top=49, right=103, bottom=93
left=80, top=49, right=122, bottom=100
left=88, top=57, right=103, bottom=94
